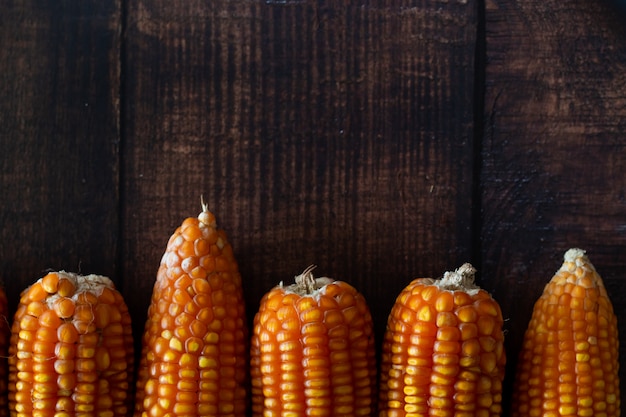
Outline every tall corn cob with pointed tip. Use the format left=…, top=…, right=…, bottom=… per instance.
left=8, top=271, right=134, bottom=417
left=251, top=266, right=377, bottom=417
left=134, top=204, right=248, bottom=417
left=378, top=263, right=506, bottom=417
left=511, top=248, right=620, bottom=417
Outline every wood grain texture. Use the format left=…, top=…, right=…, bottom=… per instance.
left=3, top=0, right=624, bottom=413
left=0, top=1, right=121, bottom=312
left=482, top=0, right=626, bottom=411
left=121, top=0, right=479, bottom=342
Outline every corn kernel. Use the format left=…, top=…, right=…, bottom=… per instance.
left=435, top=292, right=454, bottom=312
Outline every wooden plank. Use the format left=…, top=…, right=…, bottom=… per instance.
left=122, top=0, right=478, bottom=342
left=0, top=1, right=121, bottom=313
left=482, top=0, right=626, bottom=410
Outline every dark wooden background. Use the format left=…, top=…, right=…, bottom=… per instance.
left=1, top=0, right=625, bottom=414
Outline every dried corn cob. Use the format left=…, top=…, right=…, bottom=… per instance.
left=378, top=263, right=506, bottom=417
left=511, top=248, right=620, bottom=417
left=8, top=271, right=134, bottom=417
left=251, top=266, right=377, bottom=417
left=134, top=204, right=248, bottom=417
left=0, top=286, right=9, bottom=417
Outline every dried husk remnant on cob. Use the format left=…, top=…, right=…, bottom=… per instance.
left=379, top=263, right=506, bottom=417
left=251, top=266, right=377, bottom=416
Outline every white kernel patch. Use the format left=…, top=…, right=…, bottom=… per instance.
left=43, top=270, right=114, bottom=308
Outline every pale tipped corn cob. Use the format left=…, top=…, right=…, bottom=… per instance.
left=511, top=248, right=620, bottom=417
left=134, top=204, right=248, bottom=417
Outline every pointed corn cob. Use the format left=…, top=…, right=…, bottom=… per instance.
left=251, top=266, right=377, bottom=417
left=8, top=271, right=134, bottom=417
left=511, top=248, right=620, bottom=417
left=379, top=263, right=506, bottom=417
left=134, top=204, right=248, bottom=417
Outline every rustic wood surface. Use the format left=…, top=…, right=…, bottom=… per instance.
left=0, top=1, right=121, bottom=304
left=121, top=0, right=478, bottom=347
left=1, top=0, right=625, bottom=415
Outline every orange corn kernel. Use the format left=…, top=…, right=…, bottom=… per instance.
left=134, top=203, right=248, bottom=417
left=251, top=266, right=377, bottom=417
left=511, top=248, right=620, bottom=417
left=379, top=263, right=506, bottom=417
left=8, top=271, right=134, bottom=417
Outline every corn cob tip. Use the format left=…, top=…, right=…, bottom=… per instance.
left=560, top=247, right=596, bottom=274
left=563, top=247, right=587, bottom=263
left=197, top=203, right=217, bottom=228
left=438, top=262, right=480, bottom=294
left=557, top=247, right=603, bottom=289
left=39, top=270, right=114, bottom=307
left=282, top=265, right=334, bottom=296
left=295, top=264, right=317, bottom=293
left=54, top=270, right=114, bottom=288
left=199, top=194, right=210, bottom=213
